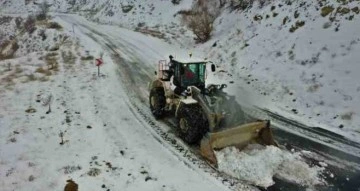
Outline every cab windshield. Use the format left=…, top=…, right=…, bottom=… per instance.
left=181, top=62, right=206, bottom=88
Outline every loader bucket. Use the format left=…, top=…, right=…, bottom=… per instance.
left=200, top=120, right=277, bottom=166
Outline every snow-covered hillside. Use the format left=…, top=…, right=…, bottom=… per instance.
left=203, top=0, right=360, bottom=141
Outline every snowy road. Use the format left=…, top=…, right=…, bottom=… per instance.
left=0, top=14, right=255, bottom=191
left=53, top=14, right=256, bottom=191
left=55, top=14, right=360, bottom=190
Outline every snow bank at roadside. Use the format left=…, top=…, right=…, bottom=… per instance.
left=215, top=144, right=325, bottom=188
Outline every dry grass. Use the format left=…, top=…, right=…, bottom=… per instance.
left=38, top=76, right=49, bottom=82
left=0, top=41, right=19, bottom=61
left=61, top=51, right=77, bottom=67
left=24, top=16, right=36, bottom=34
left=289, top=20, right=305, bottom=33
left=181, top=10, right=214, bottom=43
left=80, top=55, right=94, bottom=61
left=26, top=74, right=37, bottom=81
left=45, top=52, right=59, bottom=71
left=178, top=0, right=219, bottom=43
left=341, top=112, right=354, bottom=120
left=47, top=22, right=62, bottom=30
left=14, top=65, right=23, bottom=74
left=134, top=28, right=165, bottom=39
left=35, top=67, right=52, bottom=76
left=321, top=6, right=334, bottom=17
left=307, top=84, right=321, bottom=92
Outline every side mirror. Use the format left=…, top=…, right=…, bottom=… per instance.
left=211, top=64, right=216, bottom=72
left=220, top=84, right=227, bottom=90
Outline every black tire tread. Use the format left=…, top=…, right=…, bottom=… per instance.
left=149, top=87, right=166, bottom=119
left=178, top=105, right=208, bottom=144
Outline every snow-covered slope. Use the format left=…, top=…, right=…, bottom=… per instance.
left=201, top=0, right=360, bottom=141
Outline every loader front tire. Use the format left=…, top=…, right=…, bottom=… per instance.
left=149, top=87, right=166, bottom=119
left=178, top=105, right=208, bottom=144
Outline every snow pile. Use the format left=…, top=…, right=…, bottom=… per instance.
left=215, top=144, right=325, bottom=188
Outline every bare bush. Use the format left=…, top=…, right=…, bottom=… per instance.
left=15, top=17, right=23, bottom=29
left=171, top=0, right=182, bottom=5
left=37, top=1, right=50, bottom=20
left=24, top=16, right=36, bottom=34
left=38, top=29, right=47, bottom=40
left=229, top=0, right=269, bottom=11
left=180, top=0, right=220, bottom=43
left=0, top=40, right=19, bottom=60
left=25, top=0, right=32, bottom=5
left=47, top=22, right=62, bottom=30
left=185, top=11, right=214, bottom=43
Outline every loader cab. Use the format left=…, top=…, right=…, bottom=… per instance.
left=172, top=60, right=207, bottom=91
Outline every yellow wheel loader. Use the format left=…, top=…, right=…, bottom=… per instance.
left=149, top=55, right=277, bottom=166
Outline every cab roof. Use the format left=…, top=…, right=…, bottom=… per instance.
left=172, top=57, right=207, bottom=64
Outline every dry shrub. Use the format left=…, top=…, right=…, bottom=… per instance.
left=122, top=5, right=133, bottom=13
left=80, top=55, right=94, bottom=61
left=0, top=40, right=11, bottom=60
left=61, top=51, right=76, bottom=66
left=39, top=76, right=49, bottom=82
left=59, top=34, right=70, bottom=46
left=24, top=16, right=36, bottom=34
left=35, top=67, right=52, bottom=76
left=15, top=65, right=23, bottom=74
left=171, top=0, right=182, bottom=5
left=341, top=112, right=354, bottom=120
left=47, top=22, right=62, bottom=30
left=307, top=84, right=321, bottom=92
left=87, top=168, right=101, bottom=176
left=25, top=0, right=32, bottom=5
left=15, top=17, right=23, bottom=29
left=26, top=74, right=37, bottom=81
left=45, top=52, right=59, bottom=70
left=0, top=41, right=19, bottom=60
left=134, top=28, right=165, bottom=39
left=229, top=0, right=269, bottom=10
left=179, top=0, right=220, bottom=43
left=37, top=1, right=50, bottom=21
left=0, top=16, right=12, bottom=25
left=185, top=11, right=213, bottom=43
left=38, top=29, right=47, bottom=41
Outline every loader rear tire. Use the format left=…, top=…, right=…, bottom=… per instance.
left=149, top=87, right=166, bottom=119
left=178, top=105, right=208, bottom=144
